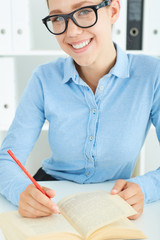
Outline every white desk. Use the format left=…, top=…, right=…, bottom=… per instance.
left=0, top=180, right=160, bottom=240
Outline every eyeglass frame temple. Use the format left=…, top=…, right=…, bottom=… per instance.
left=95, top=0, right=111, bottom=10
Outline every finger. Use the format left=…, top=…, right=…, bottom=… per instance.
left=128, top=213, right=141, bottom=220
left=19, top=203, right=52, bottom=218
left=111, top=179, right=127, bottom=194
left=118, top=183, right=144, bottom=203
left=128, top=202, right=143, bottom=220
left=19, top=207, right=37, bottom=218
left=118, top=187, right=136, bottom=201
left=125, top=194, right=144, bottom=206
left=19, top=194, right=54, bottom=217
left=25, top=195, right=55, bottom=215
left=42, top=187, right=56, bottom=199
left=30, top=187, right=60, bottom=214
left=132, top=202, right=143, bottom=213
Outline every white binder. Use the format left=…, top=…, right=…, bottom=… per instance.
left=11, top=0, right=31, bottom=51
left=112, top=0, right=127, bottom=50
left=0, top=58, right=16, bottom=130
left=143, top=0, right=160, bottom=55
left=0, top=0, right=12, bottom=51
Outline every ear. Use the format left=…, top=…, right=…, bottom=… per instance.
left=110, top=0, right=121, bottom=24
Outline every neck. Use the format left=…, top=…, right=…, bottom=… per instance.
left=75, top=42, right=117, bottom=94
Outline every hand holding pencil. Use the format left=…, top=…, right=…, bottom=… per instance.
left=7, top=150, right=60, bottom=218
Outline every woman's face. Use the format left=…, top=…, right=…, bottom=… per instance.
left=48, top=0, right=120, bottom=68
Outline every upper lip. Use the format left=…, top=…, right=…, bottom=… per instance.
left=69, top=38, right=92, bottom=46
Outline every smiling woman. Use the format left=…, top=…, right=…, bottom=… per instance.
left=43, top=0, right=116, bottom=78
left=0, top=0, right=160, bottom=222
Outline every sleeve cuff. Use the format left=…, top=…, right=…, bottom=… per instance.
left=127, top=168, right=160, bottom=204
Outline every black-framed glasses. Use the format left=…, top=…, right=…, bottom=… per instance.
left=42, top=0, right=111, bottom=35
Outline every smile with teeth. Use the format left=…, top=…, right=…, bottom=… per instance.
left=72, top=39, right=91, bottom=49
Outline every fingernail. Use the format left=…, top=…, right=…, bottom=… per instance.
left=111, top=189, right=118, bottom=194
left=52, top=206, right=61, bottom=214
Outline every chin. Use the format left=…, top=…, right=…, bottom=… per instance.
left=73, top=56, right=95, bottom=68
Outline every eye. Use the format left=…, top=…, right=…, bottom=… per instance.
left=50, top=16, right=64, bottom=23
left=78, top=9, right=92, bottom=16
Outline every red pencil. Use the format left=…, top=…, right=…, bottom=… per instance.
left=7, top=149, right=50, bottom=198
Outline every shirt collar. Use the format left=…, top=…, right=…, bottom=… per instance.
left=62, top=43, right=130, bottom=84
left=109, top=43, right=130, bottom=79
left=62, top=57, right=78, bottom=84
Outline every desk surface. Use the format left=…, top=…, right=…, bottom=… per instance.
left=0, top=180, right=160, bottom=240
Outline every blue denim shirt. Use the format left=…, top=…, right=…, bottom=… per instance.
left=0, top=44, right=160, bottom=206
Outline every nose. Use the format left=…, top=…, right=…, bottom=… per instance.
left=66, top=19, right=83, bottom=37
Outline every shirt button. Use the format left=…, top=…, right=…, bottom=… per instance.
left=99, top=86, right=104, bottom=91
left=92, top=108, right=97, bottom=114
left=86, top=172, right=90, bottom=176
left=90, top=136, right=93, bottom=141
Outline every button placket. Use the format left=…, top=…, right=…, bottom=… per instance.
left=83, top=87, right=98, bottom=179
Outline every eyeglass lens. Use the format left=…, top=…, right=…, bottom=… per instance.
left=47, top=8, right=96, bottom=34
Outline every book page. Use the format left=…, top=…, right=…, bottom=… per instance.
left=0, top=211, right=81, bottom=240
left=89, top=218, right=146, bottom=240
left=58, top=190, right=137, bottom=238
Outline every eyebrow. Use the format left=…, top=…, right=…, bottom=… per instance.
left=49, top=1, right=94, bottom=15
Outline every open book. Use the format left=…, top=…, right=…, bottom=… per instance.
left=0, top=190, right=146, bottom=240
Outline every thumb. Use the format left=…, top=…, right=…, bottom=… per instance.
left=110, top=179, right=127, bottom=194
left=42, top=186, right=56, bottom=198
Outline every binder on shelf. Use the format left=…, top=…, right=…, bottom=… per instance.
left=126, top=0, right=144, bottom=50
left=112, top=0, right=127, bottom=50
left=0, top=0, right=12, bottom=51
left=143, top=0, right=160, bottom=55
left=11, top=0, right=31, bottom=51
left=0, top=58, right=16, bottom=129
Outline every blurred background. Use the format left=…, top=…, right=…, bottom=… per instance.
left=0, top=0, right=160, bottom=176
